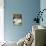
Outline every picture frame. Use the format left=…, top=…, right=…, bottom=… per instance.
left=13, top=13, right=22, bottom=26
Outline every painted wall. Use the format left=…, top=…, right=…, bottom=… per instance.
left=4, top=0, right=40, bottom=42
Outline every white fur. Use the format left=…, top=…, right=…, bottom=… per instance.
left=23, top=32, right=34, bottom=46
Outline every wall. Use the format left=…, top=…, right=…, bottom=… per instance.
left=0, top=0, right=4, bottom=42
left=4, top=0, right=40, bottom=42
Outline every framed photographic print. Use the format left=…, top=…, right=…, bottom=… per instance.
left=13, top=14, right=22, bottom=26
